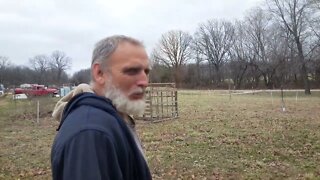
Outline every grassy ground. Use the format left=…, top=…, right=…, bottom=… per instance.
left=0, top=91, right=320, bottom=179
left=0, top=96, right=59, bottom=180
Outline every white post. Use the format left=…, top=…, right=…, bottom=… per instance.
left=295, top=91, right=298, bottom=103
left=271, top=91, right=273, bottom=106
left=228, top=80, right=231, bottom=101
left=281, top=88, right=286, bottom=112
left=37, top=100, right=40, bottom=124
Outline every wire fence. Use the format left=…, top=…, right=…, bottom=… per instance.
left=179, top=89, right=320, bottom=112
left=4, top=89, right=320, bottom=123
left=9, top=96, right=57, bottom=123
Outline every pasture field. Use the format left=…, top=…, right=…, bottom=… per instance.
left=0, top=90, right=320, bottom=179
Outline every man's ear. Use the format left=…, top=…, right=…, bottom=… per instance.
left=92, top=63, right=107, bottom=85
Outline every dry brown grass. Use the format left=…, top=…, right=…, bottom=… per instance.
left=0, top=91, right=319, bottom=179
left=139, top=90, right=320, bottom=179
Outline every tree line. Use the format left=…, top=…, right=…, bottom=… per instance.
left=151, top=0, right=320, bottom=94
left=0, top=51, right=72, bottom=88
left=1, top=0, right=319, bottom=94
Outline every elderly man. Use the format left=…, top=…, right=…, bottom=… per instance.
left=51, top=35, right=152, bottom=180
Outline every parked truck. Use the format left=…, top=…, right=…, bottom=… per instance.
left=14, top=84, right=58, bottom=97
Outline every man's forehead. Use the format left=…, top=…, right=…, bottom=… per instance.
left=121, top=58, right=150, bottom=67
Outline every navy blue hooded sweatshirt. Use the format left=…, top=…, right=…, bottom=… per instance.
left=51, top=92, right=152, bottom=180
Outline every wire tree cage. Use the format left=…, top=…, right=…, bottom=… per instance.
left=137, top=83, right=178, bottom=122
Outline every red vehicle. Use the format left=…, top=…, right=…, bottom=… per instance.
left=14, top=84, right=58, bottom=97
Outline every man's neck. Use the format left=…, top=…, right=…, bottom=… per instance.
left=90, top=82, right=105, bottom=96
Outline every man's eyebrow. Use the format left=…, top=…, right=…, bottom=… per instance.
left=122, top=66, right=143, bottom=74
left=123, top=64, right=151, bottom=70
left=123, top=65, right=143, bottom=70
left=122, top=65, right=151, bottom=75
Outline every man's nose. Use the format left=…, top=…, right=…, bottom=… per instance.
left=136, top=71, right=149, bottom=88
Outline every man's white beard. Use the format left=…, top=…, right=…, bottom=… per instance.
left=104, top=81, right=146, bottom=116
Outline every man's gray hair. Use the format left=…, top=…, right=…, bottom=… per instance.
left=91, top=35, right=144, bottom=70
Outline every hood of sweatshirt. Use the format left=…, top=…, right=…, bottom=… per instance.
left=57, top=92, right=118, bottom=131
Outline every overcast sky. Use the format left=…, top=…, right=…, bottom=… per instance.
left=0, top=0, right=264, bottom=75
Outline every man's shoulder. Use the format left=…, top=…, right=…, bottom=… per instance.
left=52, top=105, right=124, bottom=153
left=63, top=105, right=120, bottom=133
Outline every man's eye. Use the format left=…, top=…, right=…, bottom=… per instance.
left=124, top=68, right=140, bottom=75
left=145, top=69, right=150, bottom=75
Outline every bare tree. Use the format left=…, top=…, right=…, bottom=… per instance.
left=29, top=55, right=50, bottom=84
left=0, top=56, right=10, bottom=67
left=267, top=23, right=293, bottom=88
left=71, top=68, right=91, bottom=85
left=309, top=0, right=320, bottom=9
left=152, top=30, right=193, bottom=87
left=314, top=49, right=320, bottom=84
left=0, top=56, right=11, bottom=86
left=228, top=21, right=252, bottom=89
left=245, top=7, right=283, bottom=89
left=309, top=0, right=320, bottom=35
left=149, top=62, right=172, bottom=83
left=190, top=39, right=206, bottom=87
left=50, top=50, right=71, bottom=85
left=268, top=0, right=313, bottom=94
left=194, top=19, right=235, bottom=86
left=7, top=65, right=35, bottom=86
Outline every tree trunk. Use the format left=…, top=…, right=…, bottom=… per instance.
left=174, top=67, right=180, bottom=88
left=301, top=63, right=311, bottom=94
left=296, top=38, right=311, bottom=95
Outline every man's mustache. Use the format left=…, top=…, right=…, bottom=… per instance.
left=129, top=88, right=145, bottom=96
